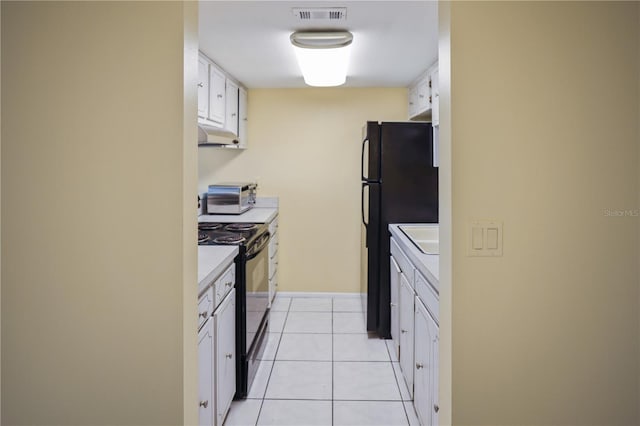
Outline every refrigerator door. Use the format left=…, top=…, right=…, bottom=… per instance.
left=360, top=181, right=381, bottom=331
left=380, top=122, right=438, bottom=224
left=361, top=122, right=381, bottom=183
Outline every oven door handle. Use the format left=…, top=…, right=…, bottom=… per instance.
left=245, top=232, right=271, bottom=260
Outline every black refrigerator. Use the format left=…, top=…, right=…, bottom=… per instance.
left=360, top=121, right=438, bottom=338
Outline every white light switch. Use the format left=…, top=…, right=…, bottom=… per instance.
left=468, top=220, right=503, bottom=257
left=472, top=227, right=484, bottom=250
left=487, top=228, right=499, bottom=249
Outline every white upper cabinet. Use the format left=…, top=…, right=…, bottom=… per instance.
left=208, top=66, right=226, bottom=125
left=238, top=86, right=248, bottom=149
left=431, top=68, right=439, bottom=126
left=408, top=85, right=418, bottom=118
left=224, top=80, right=239, bottom=137
left=198, top=52, right=248, bottom=148
left=198, top=57, right=210, bottom=119
left=408, top=61, right=439, bottom=123
left=416, top=76, right=430, bottom=113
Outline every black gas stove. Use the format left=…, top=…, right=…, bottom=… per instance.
left=197, top=221, right=270, bottom=399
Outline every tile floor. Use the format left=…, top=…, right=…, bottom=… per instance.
left=223, top=295, right=420, bottom=426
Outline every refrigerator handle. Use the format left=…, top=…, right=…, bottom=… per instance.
left=361, top=137, right=370, bottom=182
left=361, top=182, right=369, bottom=229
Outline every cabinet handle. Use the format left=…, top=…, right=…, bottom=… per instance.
left=231, top=113, right=237, bottom=117
left=419, top=94, right=424, bottom=98
left=225, top=281, right=233, bottom=287
left=390, top=303, right=397, bottom=307
left=243, top=118, right=248, bottom=121
left=199, top=311, right=209, bottom=319
left=401, top=329, right=408, bottom=334
left=429, top=80, right=432, bottom=88
left=226, top=353, right=233, bottom=359
left=429, top=96, right=432, bottom=103
left=197, top=82, right=204, bottom=88
left=217, top=94, right=223, bottom=99
left=409, top=102, right=414, bottom=105
left=199, top=400, right=209, bottom=408
left=416, top=363, right=424, bottom=369
left=434, top=404, right=439, bottom=413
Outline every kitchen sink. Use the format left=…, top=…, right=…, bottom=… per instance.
left=399, top=224, right=439, bottom=255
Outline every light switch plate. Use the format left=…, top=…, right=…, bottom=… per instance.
left=468, top=220, right=503, bottom=257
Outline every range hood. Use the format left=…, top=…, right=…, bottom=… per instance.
left=198, top=122, right=239, bottom=146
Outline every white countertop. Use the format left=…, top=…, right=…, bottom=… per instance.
left=198, top=246, right=239, bottom=295
left=389, top=224, right=439, bottom=291
left=199, top=207, right=278, bottom=224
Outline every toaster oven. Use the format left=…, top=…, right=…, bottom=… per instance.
left=206, top=182, right=257, bottom=214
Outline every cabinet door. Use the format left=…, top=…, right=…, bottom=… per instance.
left=389, top=255, right=401, bottom=359
left=208, top=66, right=226, bottom=124
left=198, top=320, right=214, bottom=426
left=431, top=68, right=439, bottom=126
left=225, top=80, right=239, bottom=137
left=414, top=298, right=434, bottom=425
left=430, top=318, right=440, bottom=425
left=238, top=87, right=248, bottom=149
left=214, top=289, right=236, bottom=425
left=197, top=58, right=209, bottom=119
left=408, top=86, right=418, bottom=118
left=399, top=273, right=415, bottom=397
left=416, top=78, right=430, bottom=113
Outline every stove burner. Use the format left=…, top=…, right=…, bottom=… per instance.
left=225, top=223, right=257, bottom=232
left=213, top=234, right=247, bottom=244
left=198, top=232, right=210, bottom=244
left=199, top=223, right=222, bottom=231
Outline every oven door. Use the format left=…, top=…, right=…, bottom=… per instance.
left=245, top=234, right=270, bottom=352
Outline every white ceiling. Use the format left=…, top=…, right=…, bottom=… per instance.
left=199, top=1, right=438, bottom=88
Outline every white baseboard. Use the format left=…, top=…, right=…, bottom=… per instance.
left=276, top=291, right=363, bottom=299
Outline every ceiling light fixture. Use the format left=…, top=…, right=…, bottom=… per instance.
left=290, top=30, right=353, bottom=87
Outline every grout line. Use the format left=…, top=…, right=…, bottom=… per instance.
left=330, top=398, right=408, bottom=402
left=386, top=342, right=412, bottom=425
left=331, top=297, right=334, bottom=426
left=260, top=397, right=335, bottom=401
left=254, top=300, right=291, bottom=425
left=257, top=397, right=406, bottom=402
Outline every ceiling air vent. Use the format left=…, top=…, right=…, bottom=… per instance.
left=292, top=7, right=347, bottom=22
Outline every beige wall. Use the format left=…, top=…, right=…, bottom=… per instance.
left=444, top=1, right=639, bottom=424
left=1, top=2, right=198, bottom=424
left=437, top=2, right=452, bottom=424
left=199, top=88, right=407, bottom=293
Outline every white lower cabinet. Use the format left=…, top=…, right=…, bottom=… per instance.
left=414, top=297, right=439, bottom=426
left=399, top=273, right=415, bottom=398
left=267, top=215, right=279, bottom=304
left=198, top=321, right=214, bottom=426
left=391, top=230, right=439, bottom=425
left=199, top=264, right=236, bottom=426
left=214, top=289, right=236, bottom=425
left=389, top=256, right=401, bottom=359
